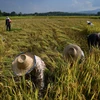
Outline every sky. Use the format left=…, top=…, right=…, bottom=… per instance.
left=0, top=0, right=100, bottom=13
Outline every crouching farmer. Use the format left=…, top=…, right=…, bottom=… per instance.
left=63, top=44, right=84, bottom=66
left=12, top=52, right=46, bottom=98
left=87, top=33, right=100, bottom=51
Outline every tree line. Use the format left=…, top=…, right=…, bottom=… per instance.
left=0, top=10, right=100, bottom=16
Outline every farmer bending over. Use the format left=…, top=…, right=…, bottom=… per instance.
left=63, top=44, right=85, bottom=66
left=12, top=52, right=46, bottom=98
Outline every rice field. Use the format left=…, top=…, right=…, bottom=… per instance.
left=0, top=16, right=100, bottom=100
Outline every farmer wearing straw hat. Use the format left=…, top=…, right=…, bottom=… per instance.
left=63, top=44, right=84, bottom=65
left=12, top=52, right=46, bottom=97
left=87, top=21, right=94, bottom=26
left=5, top=16, right=11, bottom=31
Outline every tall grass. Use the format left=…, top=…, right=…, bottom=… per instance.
left=0, top=16, right=100, bottom=100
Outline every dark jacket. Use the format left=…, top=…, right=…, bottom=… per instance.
left=87, top=33, right=100, bottom=49
left=5, top=19, right=11, bottom=26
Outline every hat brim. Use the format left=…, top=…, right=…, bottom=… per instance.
left=12, top=52, right=34, bottom=76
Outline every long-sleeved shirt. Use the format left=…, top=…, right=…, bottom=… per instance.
left=25, top=55, right=46, bottom=91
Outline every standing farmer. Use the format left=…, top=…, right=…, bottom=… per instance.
left=5, top=16, right=11, bottom=31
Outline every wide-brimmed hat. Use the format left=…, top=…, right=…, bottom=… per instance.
left=12, top=52, right=36, bottom=76
left=63, top=44, right=84, bottom=61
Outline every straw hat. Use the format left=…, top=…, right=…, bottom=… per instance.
left=63, top=44, right=84, bottom=62
left=12, top=52, right=36, bottom=76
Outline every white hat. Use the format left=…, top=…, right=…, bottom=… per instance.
left=63, top=44, right=84, bottom=62
left=12, top=52, right=36, bottom=76
left=6, top=16, right=10, bottom=19
left=87, top=21, right=93, bottom=26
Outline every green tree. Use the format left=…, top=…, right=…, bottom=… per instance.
left=10, top=11, right=17, bottom=16
left=18, top=12, right=22, bottom=16
left=0, top=10, right=2, bottom=16
left=97, top=12, right=100, bottom=15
